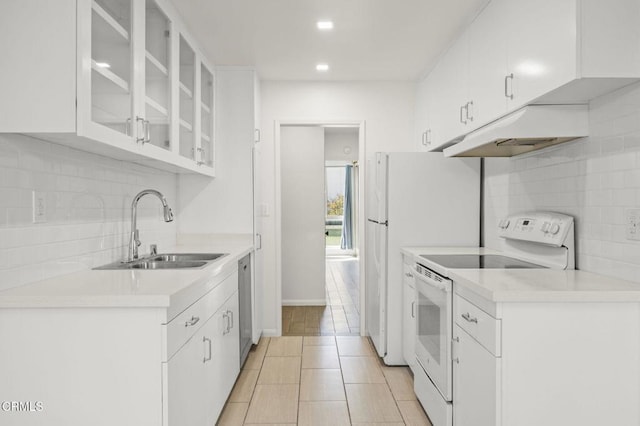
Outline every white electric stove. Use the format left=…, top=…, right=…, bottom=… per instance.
left=411, top=211, right=575, bottom=426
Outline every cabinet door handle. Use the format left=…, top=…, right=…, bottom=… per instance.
left=426, top=129, right=431, bottom=146
left=411, top=301, right=415, bottom=318
left=222, top=312, right=229, bottom=335
left=466, top=101, right=474, bottom=122
left=144, top=119, right=151, bottom=144
left=228, top=310, right=234, bottom=330
left=136, top=116, right=145, bottom=144
left=461, top=312, right=478, bottom=323
left=459, top=105, right=467, bottom=124
left=256, top=233, right=262, bottom=250
left=185, top=316, right=200, bottom=327
left=504, top=73, right=514, bottom=100
left=421, top=131, right=426, bottom=146
left=452, top=336, right=460, bottom=364
left=254, top=128, right=261, bottom=143
left=203, top=336, right=212, bottom=363
left=196, top=147, right=204, bottom=166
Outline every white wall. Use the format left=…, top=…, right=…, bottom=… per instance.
left=484, top=81, right=640, bottom=283
left=325, top=128, right=359, bottom=162
left=258, top=80, right=415, bottom=334
left=280, top=126, right=327, bottom=304
left=0, top=134, right=177, bottom=290
left=177, top=68, right=255, bottom=235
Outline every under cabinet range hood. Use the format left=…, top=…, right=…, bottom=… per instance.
left=443, top=105, right=589, bottom=157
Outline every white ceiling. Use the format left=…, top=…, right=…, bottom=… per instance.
left=171, top=0, right=490, bottom=81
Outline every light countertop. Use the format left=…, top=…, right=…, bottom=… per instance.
left=0, top=234, right=253, bottom=318
left=401, top=246, right=640, bottom=302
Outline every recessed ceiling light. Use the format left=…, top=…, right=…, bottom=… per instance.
left=316, top=63, right=329, bottom=72
left=95, top=62, right=111, bottom=68
left=317, top=21, right=334, bottom=30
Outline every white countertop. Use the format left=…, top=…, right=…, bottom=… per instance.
left=401, top=246, right=640, bottom=302
left=0, top=234, right=253, bottom=318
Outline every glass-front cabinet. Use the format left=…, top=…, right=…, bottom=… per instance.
left=78, top=0, right=215, bottom=175
left=89, top=0, right=134, bottom=137
left=178, top=35, right=196, bottom=161
left=144, top=0, right=172, bottom=151
left=0, top=0, right=215, bottom=176
left=200, top=64, right=215, bottom=168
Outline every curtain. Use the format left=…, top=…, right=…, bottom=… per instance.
left=340, top=165, right=353, bottom=250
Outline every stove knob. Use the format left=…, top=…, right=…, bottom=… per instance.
left=549, top=223, right=560, bottom=235
left=541, top=222, right=550, bottom=233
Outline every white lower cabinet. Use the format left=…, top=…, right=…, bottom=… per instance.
left=166, top=289, right=239, bottom=426
left=166, top=327, right=207, bottom=426
left=0, top=267, right=241, bottom=426
left=453, top=291, right=640, bottom=426
left=452, top=325, right=498, bottom=426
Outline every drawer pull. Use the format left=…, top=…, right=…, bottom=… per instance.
left=185, top=316, right=200, bottom=327
left=461, top=312, right=478, bottom=323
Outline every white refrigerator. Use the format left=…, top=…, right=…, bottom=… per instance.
left=365, top=152, right=480, bottom=365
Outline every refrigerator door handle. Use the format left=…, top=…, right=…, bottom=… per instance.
left=368, top=219, right=380, bottom=224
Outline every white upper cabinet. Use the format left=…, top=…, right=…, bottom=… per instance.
left=417, top=0, right=640, bottom=152
left=200, top=64, right=215, bottom=168
left=505, top=0, right=577, bottom=108
left=144, top=0, right=173, bottom=152
left=0, top=0, right=216, bottom=177
left=466, top=0, right=508, bottom=128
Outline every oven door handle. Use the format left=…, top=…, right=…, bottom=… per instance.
left=413, top=267, right=451, bottom=292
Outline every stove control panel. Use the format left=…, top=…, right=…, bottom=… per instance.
left=497, top=211, right=574, bottom=247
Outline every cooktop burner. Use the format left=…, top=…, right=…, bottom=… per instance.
left=419, top=254, right=546, bottom=269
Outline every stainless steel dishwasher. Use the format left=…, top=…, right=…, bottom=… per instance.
left=238, top=254, right=252, bottom=366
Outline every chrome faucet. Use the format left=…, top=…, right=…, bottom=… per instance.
left=127, top=189, right=174, bottom=262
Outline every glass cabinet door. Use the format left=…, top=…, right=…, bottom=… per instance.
left=91, top=0, right=134, bottom=136
left=200, top=64, right=214, bottom=167
left=144, top=0, right=171, bottom=150
left=179, top=35, right=196, bottom=160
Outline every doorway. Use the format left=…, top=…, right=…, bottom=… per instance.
left=276, top=122, right=365, bottom=336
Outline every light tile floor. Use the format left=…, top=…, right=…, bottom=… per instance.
left=282, top=258, right=360, bottom=336
left=217, top=336, right=433, bottom=426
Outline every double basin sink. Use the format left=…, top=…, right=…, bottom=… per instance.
left=94, top=253, right=228, bottom=270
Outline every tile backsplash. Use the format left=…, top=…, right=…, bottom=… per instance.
left=0, top=134, right=177, bottom=290
left=484, top=81, right=640, bottom=283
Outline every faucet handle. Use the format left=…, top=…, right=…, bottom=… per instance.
left=134, top=229, right=141, bottom=247
left=150, top=244, right=158, bottom=255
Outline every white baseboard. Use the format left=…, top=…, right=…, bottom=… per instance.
left=282, top=299, right=327, bottom=306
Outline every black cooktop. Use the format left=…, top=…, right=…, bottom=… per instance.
left=419, top=254, right=545, bottom=269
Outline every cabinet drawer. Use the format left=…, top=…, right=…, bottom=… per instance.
left=165, top=270, right=238, bottom=359
left=455, top=295, right=501, bottom=356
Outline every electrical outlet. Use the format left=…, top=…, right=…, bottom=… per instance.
left=626, top=208, right=640, bottom=241
left=32, top=191, right=47, bottom=223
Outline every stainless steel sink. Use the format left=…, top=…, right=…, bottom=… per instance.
left=128, top=260, right=207, bottom=269
left=94, top=253, right=228, bottom=270
left=149, top=253, right=226, bottom=262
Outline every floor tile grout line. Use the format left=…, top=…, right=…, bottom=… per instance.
left=240, top=337, right=269, bottom=425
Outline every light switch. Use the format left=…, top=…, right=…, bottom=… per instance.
left=32, top=191, right=47, bottom=223
left=626, top=208, right=640, bottom=241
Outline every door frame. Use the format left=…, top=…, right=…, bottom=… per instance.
left=274, top=120, right=366, bottom=336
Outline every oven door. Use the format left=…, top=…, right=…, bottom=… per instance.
left=414, top=266, right=453, bottom=402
